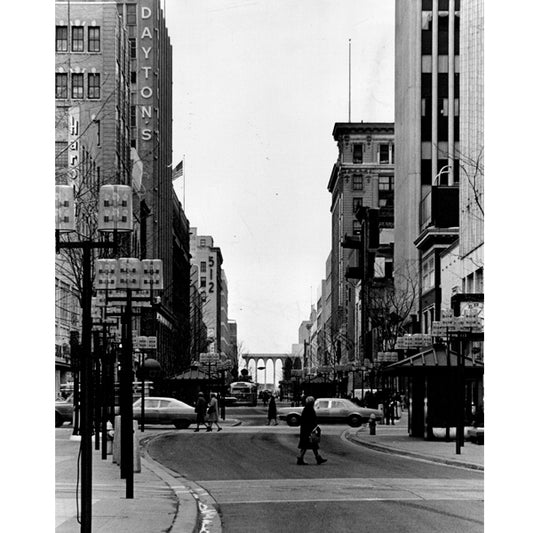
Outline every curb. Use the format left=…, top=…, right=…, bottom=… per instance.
left=140, top=433, right=223, bottom=533
left=343, top=429, right=484, bottom=472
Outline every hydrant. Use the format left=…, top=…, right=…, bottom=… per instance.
left=369, top=414, right=376, bottom=436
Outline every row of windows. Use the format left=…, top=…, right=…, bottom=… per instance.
left=56, top=73, right=101, bottom=99
left=351, top=175, right=394, bottom=191
left=56, top=26, right=100, bottom=53
left=349, top=143, right=394, bottom=164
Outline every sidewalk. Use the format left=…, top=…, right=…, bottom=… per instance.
left=55, top=417, right=240, bottom=532
left=344, top=417, right=484, bottom=471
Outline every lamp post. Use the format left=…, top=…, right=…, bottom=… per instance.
left=56, top=184, right=132, bottom=532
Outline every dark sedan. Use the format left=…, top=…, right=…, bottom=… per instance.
left=278, top=397, right=383, bottom=427
left=55, top=394, right=74, bottom=427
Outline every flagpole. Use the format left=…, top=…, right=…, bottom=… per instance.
left=348, top=38, right=351, bottom=122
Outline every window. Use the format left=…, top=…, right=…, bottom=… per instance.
left=129, top=38, right=137, bottom=59
left=379, top=144, right=390, bottom=164
left=71, top=73, right=84, bottom=99
left=130, top=105, right=136, bottom=127
left=55, top=73, right=68, bottom=99
left=353, top=197, right=362, bottom=213
left=88, top=27, right=100, bottom=52
left=55, top=142, right=68, bottom=168
left=200, top=277, right=206, bottom=288
left=422, top=255, right=435, bottom=292
left=352, top=220, right=361, bottom=236
left=87, top=73, right=100, bottom=99
left=378, top=198, right=388, bottom=207
left=56, top=26, right=68, bottom=51
left=352, top=174, right=363, bottom=190
left=200, top=261, right=207, bottom=273
left=131, top=71, right=137, bottom=84
left=352, top=144, right=363, bottom=164
left=126, top=4, right=137, bottom=25
left=200, top=238, right=206, bottom=246
left=71, top=26, right=84, bottom=52
left=379, top=176, right=394, bottom=191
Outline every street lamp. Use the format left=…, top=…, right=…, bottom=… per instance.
left=55, top=184, right=133, bottom=532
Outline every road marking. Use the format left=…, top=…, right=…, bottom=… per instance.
left=195, top=478, right=483, bottom=504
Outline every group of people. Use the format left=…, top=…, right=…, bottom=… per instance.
left=193, top=391, right=327, bottom=467
left=194, top=391, right=222, bottom=432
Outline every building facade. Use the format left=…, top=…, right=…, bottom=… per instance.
left=189, top=228, right=225, bottom=355
left=395, top=0, right=462, bottom=331
left=55, top=1, right=131, bottom=390
left=327, top=122, right=395, bottom=367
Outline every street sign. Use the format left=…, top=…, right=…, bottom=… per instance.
left=199, top=353, right=220, bottom=364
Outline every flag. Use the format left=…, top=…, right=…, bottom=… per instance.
left=172, top=160, right=183, bottom=181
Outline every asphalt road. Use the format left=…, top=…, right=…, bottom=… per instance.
left=146, top=420, right=483, bottom=533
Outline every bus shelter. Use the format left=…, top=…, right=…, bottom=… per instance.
left=383, top=345, right=484, bottom=439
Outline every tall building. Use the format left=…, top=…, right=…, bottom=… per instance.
left=458, top=0, right=483, bottom=293
left=327, top=122, right=395, bottom=365
left=394, top=0, right=483, bottom=339
left=189, top=228, right=225, bottom=354
left=55, top=1, right=131, bottom=389
left=115, top=0, right=187, bottom=373
left=395, top=0, right=462, bottom=329
left=55, top=0, right=191, bottom=383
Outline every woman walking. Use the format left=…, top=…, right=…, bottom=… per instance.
left=194, top=392, right=209, bottom=432
left=267, top=394, right=279, bottom=425
left=297, top=396, right=327, bottom=465
left=207, top=392, right=222, bottom=432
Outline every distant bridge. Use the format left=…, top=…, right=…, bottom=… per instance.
left=242, top=353, right=302, bottom=390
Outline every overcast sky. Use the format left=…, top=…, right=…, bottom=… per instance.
left=164, top=0, right=395, bottom=353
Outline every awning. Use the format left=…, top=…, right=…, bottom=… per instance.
left=168, top=367, right=211, bottom=380
left=383, top=345, right=484, bottom=376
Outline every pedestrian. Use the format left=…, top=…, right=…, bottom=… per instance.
left=296, top=396, right=327, bottom=465
left=267, top=394, right=279, bottom=425
left=207, top=392, right=222, bottom=432
left=194, top=392, right=209, bottom=432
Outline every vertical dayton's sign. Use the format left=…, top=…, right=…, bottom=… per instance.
left=139, top=1, right=155, bottom=143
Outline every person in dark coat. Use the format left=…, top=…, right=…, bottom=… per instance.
left=296, top=396, right=327, bottom=465
left=194, top=392, right=209, bottom=432
left=267, top=395, right=278, bottom=425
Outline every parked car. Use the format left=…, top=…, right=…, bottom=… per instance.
left=132, top=397, right=196, bottom=429
left=278, top=397, right=383, bottom=427
left=55, top=394, right=74, bottom=427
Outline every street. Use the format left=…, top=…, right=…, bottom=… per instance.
left=144, top=407, right=483, bottom=533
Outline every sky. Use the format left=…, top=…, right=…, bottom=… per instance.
left=164, top=0, right=395, bottom=353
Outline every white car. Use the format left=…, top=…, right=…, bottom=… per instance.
left=132, top=397, right=196, bottom=429
left=278, top=398, right=383, bottom=427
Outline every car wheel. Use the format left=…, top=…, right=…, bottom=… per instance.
left=286, top=414, right=300, bottom=427
left=348, top=415, right=362, bottom=427
left=55, top=413, right=63, bottom=428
